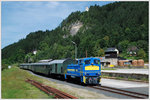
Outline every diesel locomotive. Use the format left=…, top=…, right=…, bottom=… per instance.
left=20, top=57, right=101, bottom=85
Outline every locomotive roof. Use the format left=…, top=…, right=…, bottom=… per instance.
left=77, top=57, right=100, bottom=60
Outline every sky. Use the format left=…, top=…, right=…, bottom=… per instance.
left=1, top=1, right=114, bottom=49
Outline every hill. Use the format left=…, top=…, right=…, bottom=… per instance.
left=2, top=2, right=148, bottom=68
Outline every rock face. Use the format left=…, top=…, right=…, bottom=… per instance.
left=70, top=21, right=83, bottom=36
left=62, top=21, right=83, bottom=38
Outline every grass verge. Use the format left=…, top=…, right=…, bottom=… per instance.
left=2, top=65, right=54, bottom=99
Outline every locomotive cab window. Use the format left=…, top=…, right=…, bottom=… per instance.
left=94, top=59, right=100, bottom=65
left=85, top=60, right=91, bottom=65
left=78, top=60, right=83, bottom=65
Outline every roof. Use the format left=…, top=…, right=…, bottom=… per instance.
left=49, top=59, right=66, bottom=64
left=77, top=57, right=100, bottom=60
left=38, top=59, right=53, bottom=63
left=105, top=47, right=119, bottom=54
left=20, top=59, right=70, bottom=66
left=127, top=46, right=138, bottom=52
left=105, top=48, right=117, bottom=51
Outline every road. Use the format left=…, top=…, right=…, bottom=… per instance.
left=28, top=70, right=149, bottom=99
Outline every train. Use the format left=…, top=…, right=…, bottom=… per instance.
left=20, top=57, right=101, bottom=85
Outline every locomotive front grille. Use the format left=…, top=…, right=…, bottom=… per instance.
left=86, top=76, right=99, bottom=84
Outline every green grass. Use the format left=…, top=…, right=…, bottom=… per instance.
left=2, top=66, right=54, bottom=99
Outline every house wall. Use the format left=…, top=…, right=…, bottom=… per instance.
left=105, top=58, right=118, bottom=66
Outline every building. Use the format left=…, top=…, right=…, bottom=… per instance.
left=99, top=47, right=144, bottom=67
left=99, top=57, right=111, bottom=67
left=33, top=50, right=37, bottom=55
left=127, top=46, right=138, bottom=56
left=85, top=7, right=89, bottom=11
left=105, top=48, right=119, bottom=58
left=99, top=48, right=119, bottom=67
left=104, top=48, right=119, bottom=67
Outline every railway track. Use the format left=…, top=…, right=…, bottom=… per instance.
left=88, top=85, right=149, bottom=99
left=25, top=78, right=78, bottom=99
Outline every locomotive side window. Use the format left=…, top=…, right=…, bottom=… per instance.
left=94, top=59, right=100, bottom=65
left=85, top=60, right=91, bottom=65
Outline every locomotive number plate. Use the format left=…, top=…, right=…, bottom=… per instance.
left=85, top=66, right=99, bottom=70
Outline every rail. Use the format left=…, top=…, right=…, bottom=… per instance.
left=25, top=78, right=78, bottom=99
left=88, top=85, right=148, bottom=99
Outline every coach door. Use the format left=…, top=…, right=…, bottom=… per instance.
left=79, top=60, right=83, bottom=76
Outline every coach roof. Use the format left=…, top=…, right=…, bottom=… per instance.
left=20, top=59, right=72, bottom=66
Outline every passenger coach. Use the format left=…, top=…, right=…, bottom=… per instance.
left=20, top=58, right=76, bottom=76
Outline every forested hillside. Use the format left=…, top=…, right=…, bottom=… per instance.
left=2, top=2, right=148, bottom=68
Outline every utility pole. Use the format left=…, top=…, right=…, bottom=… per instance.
left=71, top=41, right=77, bottom=59
left=86, top=50, right=87, bottom=58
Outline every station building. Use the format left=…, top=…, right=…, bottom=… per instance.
left=99, top=47, right=144, bottom=67
left=100, top=48, right=119, bottom=67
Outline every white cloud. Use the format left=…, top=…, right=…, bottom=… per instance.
left=45, top=1, right=61, bottom=8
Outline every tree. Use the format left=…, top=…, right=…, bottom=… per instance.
left=16, top=49, right=25, bottom=63
left=137, top=40, right=148, bottom=53
left=2, top=2, right=148, bottom=63
left=103, top=36, right=109, bottom=47
left=39, top=41, right=49, bottom=50
left=118, top=40, right=129, bottom=52
left=97, top=49, right=105, bottom=57
left=137, top=49, right=146, bottom=59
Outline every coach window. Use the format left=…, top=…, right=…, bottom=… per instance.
left=47, top=65, right=49, bottom=68
left=61, top=67, right=63, bottom=73
left=85, top=60, right=91, bottom=65
left=50, top=65, right=52, bottom=71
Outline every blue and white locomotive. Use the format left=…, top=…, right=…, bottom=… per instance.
left=65, top=57, right=101, bottom=84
